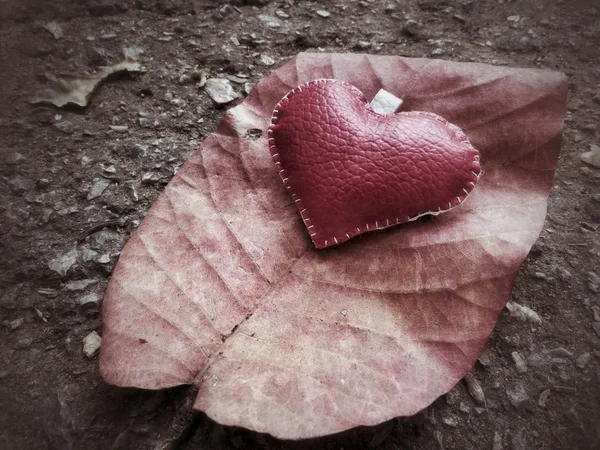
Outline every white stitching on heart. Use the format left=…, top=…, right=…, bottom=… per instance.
left=268, top=78, right=482, bottom=249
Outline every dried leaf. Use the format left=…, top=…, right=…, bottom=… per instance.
left=29, top=59, right=141, bottom=107
left=99, top=53, right=567, bottom=439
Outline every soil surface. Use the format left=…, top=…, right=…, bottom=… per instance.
left=1, top=0, right=599, bottom=449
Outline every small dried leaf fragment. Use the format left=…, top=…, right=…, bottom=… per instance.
left=29, top=59, right=141, bottom=107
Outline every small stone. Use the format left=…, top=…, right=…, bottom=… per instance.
left=79, top=293, right=101, bottom=307
left=506, top=383, right=529, bottom=407
left=43, top=21, right=64, bottom=39
left=87, top=178, right=111, bottom=200
left=6, top=152, right=26, bottom=165
left=53, top=121, right=75, bottom=134
left=581, top=144, right=600, bottom=168
left=82, top=331, right=101, bottom=357
left=505, top=302, right=542, bottom=324
left=142, top=171, right=161, bottom=184
left=478, top=349, right=493, bottom=367
left=256, top=54, right=275, bottom=67
left=244, top=82, right=254, bottom=95
left=257, top=14, right=282, bottom=28
left=355, top=41, right=371, bottom=50
left=81, top=246, right=98, bottom=263
left=445, top=388, right=459, bottom=405
left=36, top=178, right=50, bottom=189
left=511, top=351, right=528, bottom=373
left=8, top=176, right=31, bottom=195
left=575, top=353, right=591, bottom=369
left=538, top=389, right=551, bottom=407
left=580, top=166, right=596, bottom=177
left=474, top=407, right=487, bottom=416
left=204, top=78, right=238, bottom=104
left=458, top=402, right=470, bottom=414
left=102, top=164, right=117, bottom=174
left=507, top=15, right=520, bottom=22
left=179, top=73, right=193, bottom=84
left=170, top=97, right=186, bottom=108
left=442, top=415, right=458, bottom=427
left=592, top=322, right=600, bottom=338
left=275, top=10, right=289, bottom=19
left=109, top=125, right=128, bottom=133
left=98, top=254, right=111, bottom=264
left=557, top=268, right=572, bottom=281
left=126, top=182, right=139, bottom=202
left=7, top=318, right=24, bottom=331
left=1, top=284, right=23, bottom=309
left=453, top=14, right=467, bottom=23
left=316, top=10, right=331, bottom=18
left=57, top=205, right=78, bottom=216
left=431, top=48, right=445, bottom=56
left=511, top=429, right=527, bottom=450
left=14, top=337, right=33, bottom=349
left=492, top=432, right=503, bottom=450
left=89, top=229, right=119, bottom=250
left=48, top=247, right=77, bottom=276
left=64, top=279, right=98, bottom=291
left=403, top=19, right=421, bottom=37
left=87, top=46, right=107, bottom=65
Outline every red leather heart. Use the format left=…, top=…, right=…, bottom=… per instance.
left=268, top=79, right=481, bottom=249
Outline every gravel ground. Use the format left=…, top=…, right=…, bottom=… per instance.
left=0, top=0, right=599, bottom=449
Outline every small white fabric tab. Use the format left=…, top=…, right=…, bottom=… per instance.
left=370, top=89, right=403, bottom=115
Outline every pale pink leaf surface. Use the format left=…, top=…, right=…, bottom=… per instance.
left=99, top=53, right=567, bottom=439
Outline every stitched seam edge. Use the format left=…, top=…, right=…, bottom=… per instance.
left=267, top=79, right=482, bottom=249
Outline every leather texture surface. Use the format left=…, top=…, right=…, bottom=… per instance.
left=269, top=79, right=481, bottom=248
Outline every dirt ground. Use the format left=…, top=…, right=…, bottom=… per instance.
left=0, top=0, right=599, bottom=449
